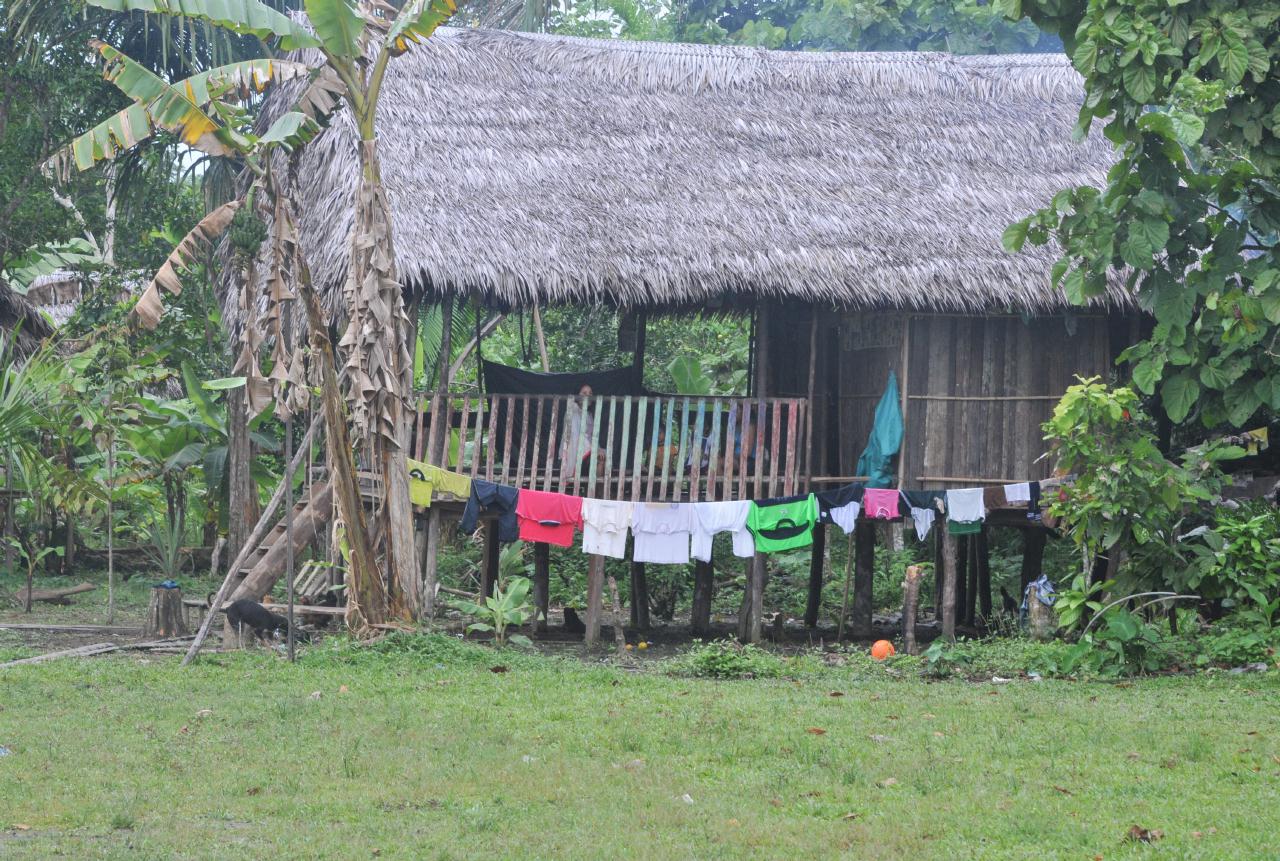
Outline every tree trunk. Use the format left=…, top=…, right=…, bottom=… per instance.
left=143, top=587, right=189, bottom=639
left=226, top=386, right=258, bottom=567
left=480, top=521, right=500, bottom=599
left=1020, top=527, right=1046, bottom=593
left=296, top=257, right=383, bottom=633
left=976, top=527, right=992, bottom=625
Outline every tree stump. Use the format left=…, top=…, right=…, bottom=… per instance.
left=144, top=587, right=189, bottom=639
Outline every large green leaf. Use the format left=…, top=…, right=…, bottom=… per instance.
left=304, top=0, right=365, bottom=60
left=86, top=0, right=320, bottom=50
left=386, top=0, right=459, bottom=54
left=1160, top=373, right=1199, bottom=423
left=256, top=111, right=321, bottom=152
left=181, top=59, right=313, bottom=106
left=49, top=41, right=238, bottom=176
left=2, top=240, right=100, bottom=292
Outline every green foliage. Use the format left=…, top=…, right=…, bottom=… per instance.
left=1006, top=0, right=1280, bottom=430
left=1196, top=621, right=1279, bottom=667
left=1053, top=574, right=1110, bottom=632
left=1061, top=608, right=1176, bottom=677
left=1043, top=378, right=1239, bottom=591
left=667, top=639, right=785, bottom=679
left=922, top=636, right=1075, bottom=679
left=1183, top=503, right=1280, bottom=618
left=451, top=575, right=536, bottom=647
left=675, top=0, right=1060, bottom=53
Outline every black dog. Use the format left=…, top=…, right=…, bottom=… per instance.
left=225, top=599, right=294, bottom=646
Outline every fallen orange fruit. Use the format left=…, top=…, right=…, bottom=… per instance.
left=870, top=640, right=896, bottom=660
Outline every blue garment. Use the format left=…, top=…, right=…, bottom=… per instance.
left=854, top=371, right=903, bottom=488
left=459, top=479, right=520, bottom=543
left=1020, top=575, right=1056, bottom=627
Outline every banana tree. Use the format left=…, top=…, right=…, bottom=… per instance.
left=54, top=0, right=461, bottom=629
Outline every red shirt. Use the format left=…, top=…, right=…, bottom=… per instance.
left=515, top=489, right=583, bottom=547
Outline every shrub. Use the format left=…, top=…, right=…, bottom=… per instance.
left=923, top=636, right=1075, bottom=679
left=1197, top=624, right=1280, bottom=667
left=667, top=640, right=785, bottom=679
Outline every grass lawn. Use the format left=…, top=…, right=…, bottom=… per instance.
left=1, top=637, right=1276, bottom=859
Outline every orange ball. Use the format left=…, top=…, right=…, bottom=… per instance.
left=870, top=640, right=896, bottom=660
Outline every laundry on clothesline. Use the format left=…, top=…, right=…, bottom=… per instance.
left=581, top=498, right=633, bottom=559
left=748, top=493, right=818, bottom=553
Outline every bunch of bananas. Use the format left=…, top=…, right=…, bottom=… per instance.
left=229, top=203, right=267, bottom=260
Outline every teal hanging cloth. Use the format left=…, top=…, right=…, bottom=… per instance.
left=854, top=371, right=903, bottom=488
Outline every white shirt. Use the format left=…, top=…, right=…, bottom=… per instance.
left=690, top=501, right=755, bottom=562
left=581, top=499, right=633, bottom=559
left=631, top=503, right=694, bottom=565
left=1003, top=482, right=1032, bottom=504
left=945, top=487, right=986, bottom=523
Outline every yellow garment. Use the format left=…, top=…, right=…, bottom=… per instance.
left=1244, top=427, right=1269, bottom=456
left=407, top=459, right=472, bottom=507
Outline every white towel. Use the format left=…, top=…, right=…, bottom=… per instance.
left=946, top=487, right=986, bottom=523
left=1003, top=482, right=1032, bottom=504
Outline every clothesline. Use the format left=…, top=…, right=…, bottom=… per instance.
left=408, top=457, right=1072, bottom=564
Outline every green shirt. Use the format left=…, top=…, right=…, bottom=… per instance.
left=747, top=494, right=818, bottom=553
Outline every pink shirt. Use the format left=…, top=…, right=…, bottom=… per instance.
left=863, top=488, right=900, bottom=519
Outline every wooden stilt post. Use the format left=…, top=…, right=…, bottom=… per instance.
left=748, top=553, right=766, bottom=644
left=691, top=557, right=714, bottom=636
left=1020, top=527, right=1046, bottom=593
left=932, top=526, right=944, bottom=617
left=421, top=512, right=441, bottom=619
left=804, top=522, right=826, bottom=628
left=976, top=526, right=992, bottom=626
left=955, top=535, right=970, bottom=628
left=584, top=554, right=604, bottom=647
left=941, top=529, right=958, bottom=642
left=630, top=561, right=650, bottom=631
left=836, top=532, right=855, bottom=641
left=901, top=564, right=923, bottom=655
left=965, top=534, right=979, bottom=627
left=737, top=557, right=753, bottom=642
left=851, top=519, right=875, bottom=638
left=606, top=573, right=628, bottom=657
left=533, top=542, right=550, bottom=634
left=480, top=520, right=500, bottom=598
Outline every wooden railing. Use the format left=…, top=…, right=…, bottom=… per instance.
left=413, top=394, right=808, bottom=502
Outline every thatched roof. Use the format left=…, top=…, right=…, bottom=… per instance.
left=270, top=27, right=1121, bottom=314
left=0, top=283, right=56, bottom=357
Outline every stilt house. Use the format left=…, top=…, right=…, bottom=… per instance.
left=257, top=28, right=1129, bottom=640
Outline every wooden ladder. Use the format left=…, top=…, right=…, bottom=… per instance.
left=233, top=480, right=331, bottom=587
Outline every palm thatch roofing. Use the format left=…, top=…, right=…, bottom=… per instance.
left=0, top=283, right=56, bottom=357
left=270, top=27, right=1122, bottom=315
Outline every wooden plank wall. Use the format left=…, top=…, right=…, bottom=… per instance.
left=899, top=314, right=1112, bottom=487
left=832, top=313, right=903, bottom=479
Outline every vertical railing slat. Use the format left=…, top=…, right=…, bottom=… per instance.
left=768, top=399, right=783, bottom=497
left=631, top=397, right=648, bottom=503
left=414, top=396, right=426, bottom=462
left=646, top=399, right=661, bottom=500
left=784, top=399, right=799, bottom=496
left=738, top=401, right=751, bottom=500
left=660, top=397, right=675, bottom=500
left=689, top=399, right=706, bottom=502
left=706, top=399, right=723, bottom=501
left=747, top=401, right=757, bottom=496
left=528, top=396, right=545, bottom=490
left=602, top=396, right=618, bottom=500
left=570, top=395, right=588, bottom=497
left=674, top=397, right=691, bottom=501
left=722, top=401, right=737, bottom=501
left=457, top=394, right=471, bottom=476
left=500, top=395, right=515, bottom=485
left=514, top=395, right=531, bottom=488
left=546, top=397, right=563, bottom=493
left=618, top=396, right=633, bottom=502
left=484, top=395, right=499, bottom=481
left=586, top=395, right=603, bottom=498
